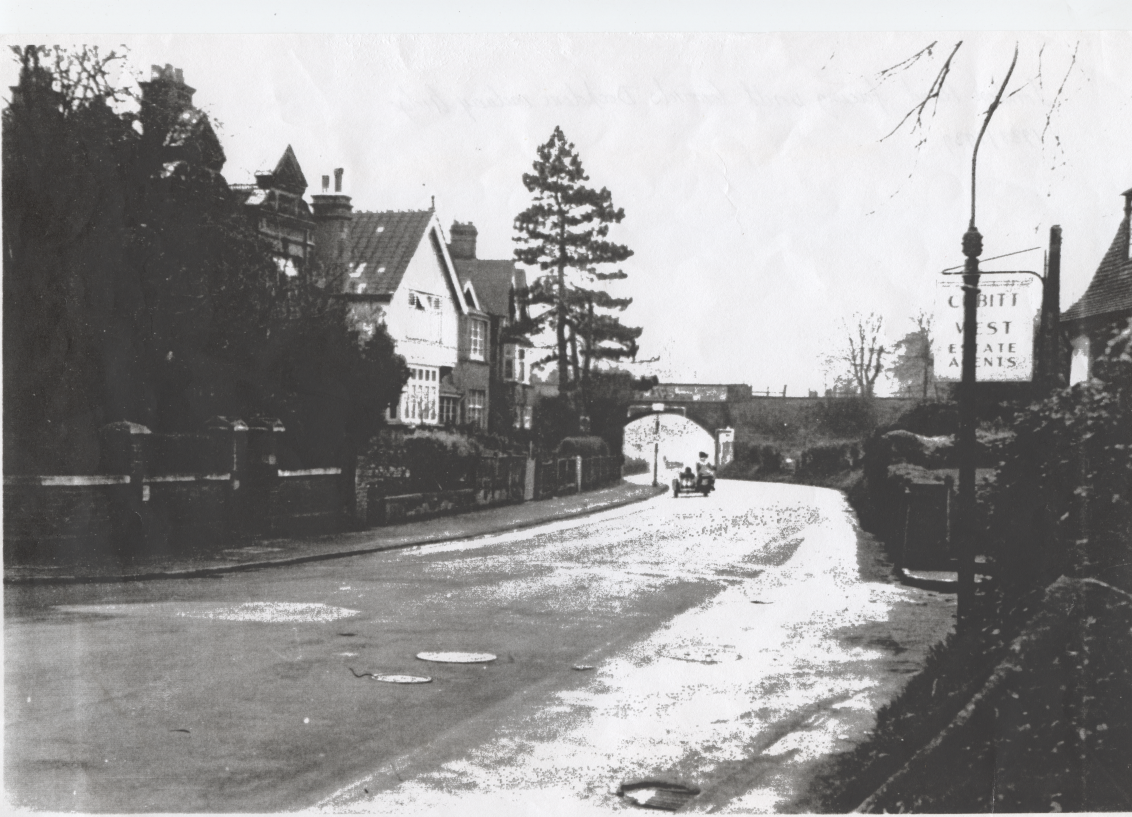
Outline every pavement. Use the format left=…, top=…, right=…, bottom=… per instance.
left=3, top=480, right=666, bottom=586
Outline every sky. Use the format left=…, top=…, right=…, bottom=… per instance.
left=3, top=9, right=1130, bottom=395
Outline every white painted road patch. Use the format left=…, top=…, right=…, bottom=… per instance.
left=416, top=652, right=497, bottom=664
left=176, top=602, right=360, bottom=623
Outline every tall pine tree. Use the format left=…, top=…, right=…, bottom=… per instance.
left=512, top=127, right=639, bottom=414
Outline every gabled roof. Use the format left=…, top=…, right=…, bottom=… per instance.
left=269, top=145, right=308, bottom=194
left=346, top=210, right=466, bottom=312
left=453, top=258, right=522, bottom=317
left=1063, top=190, right=1132, bottom=324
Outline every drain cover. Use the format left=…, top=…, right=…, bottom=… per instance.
left=416, top=651, right=497, bottom=664
left=372, top=674, right=432, bottom=684
left=618, top=780, right=700, bottom=811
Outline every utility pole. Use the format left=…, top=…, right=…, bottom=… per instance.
left=956, top=45, right=1018, bottom=633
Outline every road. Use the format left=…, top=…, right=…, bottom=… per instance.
left=4, top=476, right=954, bottom=814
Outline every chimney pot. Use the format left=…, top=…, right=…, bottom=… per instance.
left=322, top=174, right=330, bottom=193
left=334, top=168, right=344, bottom=193
left=448, top=221, right=478, bottom=259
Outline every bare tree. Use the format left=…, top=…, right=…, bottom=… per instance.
left=825, top=313, right=887, bottom=398
left=873, top=38, right=1079, bottom=191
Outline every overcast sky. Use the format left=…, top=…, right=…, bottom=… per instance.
left=4, top=23, right=1130, bottom=394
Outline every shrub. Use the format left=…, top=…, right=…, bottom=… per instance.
left=556, top=436, right=609, bottom=456
left=987, top=323, right=1132, bottom=593
left=797, top=441, right=861, bottom=476
left=814, top=396, right=878, bottom=436
left=623, top=456, right=650, bottom=475
left=890, top=400, right=959, bottom=436
left=718, top=441, right=786, bottom=480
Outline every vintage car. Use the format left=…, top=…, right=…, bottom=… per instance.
left=672, top=466, right=714, bottom=498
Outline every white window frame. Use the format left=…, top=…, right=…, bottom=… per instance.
left=466, top=389, right=486, bottom=429
left=398, top=366, right=439, bottom=424
left=407, top=290, right=443, bottom=342
left=439, top=395, right=460, bottom=425
left=469, top=318, right=487, bottom=361
left=503, top=345, right=529, bottom=384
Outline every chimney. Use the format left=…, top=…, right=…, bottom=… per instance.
left=139, top=63, right=196, bottom=112
left=311, top=168, right=354, bottom=277
left=1039, top=225, right=1063, bottom=391
left=448, top=221, right=478, bottom=260
left=1124, top=187, right=1132, bottom=260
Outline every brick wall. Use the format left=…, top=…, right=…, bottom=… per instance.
left=3, top=477, right=127, bottom=561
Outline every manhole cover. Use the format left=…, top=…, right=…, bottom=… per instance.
left=350, top=668, right=432, bottom=683
left=416, top=651, right=497, bottom=664
left=618, top=780, right=700, bottom=811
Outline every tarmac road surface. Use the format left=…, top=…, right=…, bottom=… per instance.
left=4, top=476, right=954, bottom=813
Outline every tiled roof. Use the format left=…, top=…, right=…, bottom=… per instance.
left=453, top=259, right=521, bottom=317
left=346, top=210, right=435, bottom=296
left=1063, top=204, right=1132, bottom=324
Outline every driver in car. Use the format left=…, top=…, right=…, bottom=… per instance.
left=695, top=452, right=715, bottom=488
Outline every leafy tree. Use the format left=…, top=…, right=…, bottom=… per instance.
left=888, top=312, right=937, bottom=399
left=3, top=45, right=407, bottom=471
left=513, top=126, right=638, bottom=411
left=2, top=45, right=140, bottom=471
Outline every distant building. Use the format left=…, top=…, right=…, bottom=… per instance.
left=1063, top=188, right=1132, bottom=384
left=137, top=64, right=225, bottom=178
left=447, top=221, right=535, bottom=432
left=231, top=146, right=316, bottom=277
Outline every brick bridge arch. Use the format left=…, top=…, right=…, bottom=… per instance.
left=626, top=384, right=740, bottom=468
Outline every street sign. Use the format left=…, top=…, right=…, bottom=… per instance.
left=933, top=274, right=1038, bottom=382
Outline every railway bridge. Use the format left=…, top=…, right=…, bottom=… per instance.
left=626, top=383, right=750, bottom=469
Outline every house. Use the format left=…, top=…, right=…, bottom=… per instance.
left=447, top=222, right=536, bottom=431
left=236, top=149, right=528, bottom=431
left=231, top=145, right=316, bottom=277
left=137, top=64, right=226, bottom=179
left=305, top=182, right=468, bottom=425
left=1062, top=187, right=1132, bottom=384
